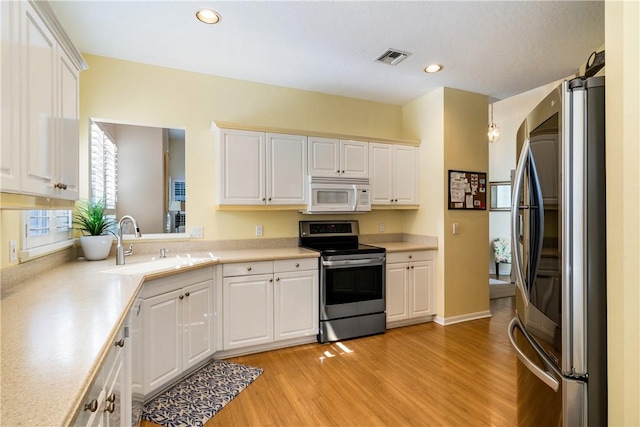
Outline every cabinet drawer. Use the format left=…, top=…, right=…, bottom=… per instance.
left=223, top=260, right=273, bottom=277
left=273, top=257, right=318, bottom=273
left=387, top=251, right=432, bottom=264
left=139, top=266, right=214, bottom=299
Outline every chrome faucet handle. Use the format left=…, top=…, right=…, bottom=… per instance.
left=160, top=248, right=169, bottom=258
left=124, top=243, right=134, bottom=256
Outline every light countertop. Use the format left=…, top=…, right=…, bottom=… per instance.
left=0, top=247, right=318, bottom=426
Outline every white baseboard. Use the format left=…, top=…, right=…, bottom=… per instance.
left=434, top=310, right=492, bottom=326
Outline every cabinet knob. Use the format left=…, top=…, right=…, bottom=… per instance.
left=262, top=198, right=266, bottom=202
left=115, top=338, right=125, bottom=348
left=295, top=263, right=300, bottom=268
left=276, top=277, right=280, bottom=281
left=247, top=266, right=252, bottom=271
left=184, top=292, right=190, bottom=297
left=411, top=266, right=414, bottom=269
left=269, top=278, right=273, bottom=282
left=84, top=399, right=98, bottom=413
left=406, top=266, right=410, bottom=270
left=341, top=170, right=345, bottom=174
left=106, top=392, right=116, bottom=403
left=268, top=197, right=272, bottom=201
left=104, top=401, right=115, bottom=413
left=54, top=182, right=68, bottom=190
left=408, top=255, right=412, bottom=259
left=179, top=295, right=184, bottom=300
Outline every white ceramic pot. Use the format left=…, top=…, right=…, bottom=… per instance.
left=80, top=235, right=114, bottom=261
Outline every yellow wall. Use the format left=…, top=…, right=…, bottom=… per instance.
left=401, top=88, right=446, bottom=315
left=401, top=88, right=489, bottom=320
left=79, top=54, right=408, bottom=241
left=442, top=88, right=489, bottom=317
left=605, top=1, right=640, bottom=425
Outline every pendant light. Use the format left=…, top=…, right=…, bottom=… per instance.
left=488, top=103, right=500, bottom=143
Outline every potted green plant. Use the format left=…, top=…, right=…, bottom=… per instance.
left=73, top=199, right=116, bottom=261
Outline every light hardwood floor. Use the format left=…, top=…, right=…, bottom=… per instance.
left=143, top=297, right=517, bottom=426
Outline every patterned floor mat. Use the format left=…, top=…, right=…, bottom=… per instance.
left=141, top=359, right=263, bottom=427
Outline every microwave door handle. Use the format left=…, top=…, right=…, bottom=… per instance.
left=512, top=139, right=530, bottom=307
left=352, top=185, right=358, bottom=212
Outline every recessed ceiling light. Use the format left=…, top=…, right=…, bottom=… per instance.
left=424, top=64, right=443, bottom=73
left=196, top=8, right=221, bottom=24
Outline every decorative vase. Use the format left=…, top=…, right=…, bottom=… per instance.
left=80, top=235, right=114, bottom=261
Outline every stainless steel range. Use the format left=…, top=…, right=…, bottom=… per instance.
left=299, top=220, right=386, bottom=343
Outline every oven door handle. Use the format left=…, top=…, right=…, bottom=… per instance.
left=322, top=257, right=384, bottom=267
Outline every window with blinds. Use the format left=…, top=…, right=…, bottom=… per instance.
left=91, top=121, right=118, bottom=211
left=23, top=210, right=73, bottom=250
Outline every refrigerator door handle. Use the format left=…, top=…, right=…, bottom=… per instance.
left=508, top=317, right=560, bottom=392
left=511, top=138, right=530, bottom=306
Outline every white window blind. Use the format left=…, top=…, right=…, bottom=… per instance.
left=91, top=121, right=118, bottom=211
left=23, top=210, right=72, bottom=250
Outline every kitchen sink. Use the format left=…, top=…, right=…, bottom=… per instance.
left=99, top=255, right=215, bottom=276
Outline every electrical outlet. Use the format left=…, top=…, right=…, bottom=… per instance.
left=452, top=223, right=459, bottom=234
left=255, top=225, right=263, bottom=237
left=379, top=222, right=385, bottom=232
left=9, top=240, right=17, bottom=262
left=190, top=226, right=204, bottom=238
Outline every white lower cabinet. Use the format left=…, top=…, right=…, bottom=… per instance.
left=223, top=258, right=318, bottom=350
left=386, top=251, right=434, bottom=328
left=75, top=328, right=129, bottom=427
left=136, top=267, right=214, bottom=398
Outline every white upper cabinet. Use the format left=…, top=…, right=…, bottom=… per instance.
left=1, top=1, right=21, bottom=192
left=266, top=133, right=307, bottom=204
left=218, top=128, right=307, bottom=205
left=0, top=1, right=85, bottom=200
left=219, top=129, right=265, bottom=205
left=308, top=137, right=368, bottom=179
left=369, top=142, right=418, bottom=205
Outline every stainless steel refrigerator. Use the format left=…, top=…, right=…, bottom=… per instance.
left=507, top=76, right=607, bottom=426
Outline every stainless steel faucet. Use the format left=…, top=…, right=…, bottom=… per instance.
left=116, top=215, right=142, bottom=265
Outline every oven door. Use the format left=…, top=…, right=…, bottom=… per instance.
left=320, top=254, right=385, bottom=320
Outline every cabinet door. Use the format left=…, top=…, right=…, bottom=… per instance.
left=340, top=140, right=368, bottom=178
left=103, top=346, right=124, bottom=427
left=142, top=289, right=183, bottom=395
left=308, top=136, right=339, bottom=177
left=386, top=263, right=409, bottom=323
left=75, top=369, right=105, bottom=426
left=409, top=260, right=434, bottom=318
left=369, top=143, right=393, bottom=204
left=274, top=269, right=318, bottom=341
left=56, top=51, right=79, bottom=200
left=223, top=274, right=274, bottom=349
left=266, top=133, right=307, bottom=204
left=20, top=3, right=57, bottom=197
left=1, top=1, right=21, bottom=192
left=182, top=280, right=214, bottom=370
left=219, top=129, right=265, bottom=204
left=393, top=145, right=418, bottom=205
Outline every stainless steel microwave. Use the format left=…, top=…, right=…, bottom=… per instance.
left=301, top=176, right=371, bottom=214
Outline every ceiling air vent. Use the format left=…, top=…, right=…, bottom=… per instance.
left=375, top=49, right=412, bottom=66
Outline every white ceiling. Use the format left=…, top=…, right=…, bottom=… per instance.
left=50, top=0, right=604, bottom=105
